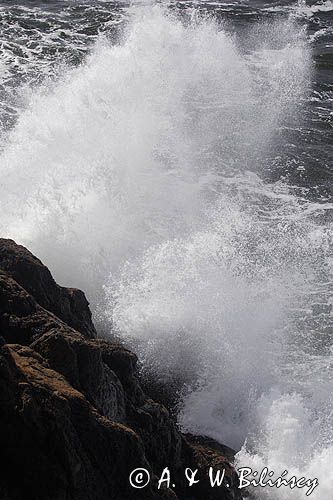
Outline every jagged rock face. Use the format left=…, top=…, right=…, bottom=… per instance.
left=0, top=239, right=242, bottom=500
left=0, top=344, right=170, bottom=500
left=0, top=270, right=80, bottom=345
left=32, top=331, right=128, bottom=423
left=0, top=239, right=96, bottom=338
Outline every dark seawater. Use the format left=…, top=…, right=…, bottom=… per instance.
left=0, top=2, right=332, bottom=499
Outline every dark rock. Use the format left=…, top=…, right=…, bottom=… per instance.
left=0, top=239, right=241, bottom=500
left=182, top=435, right=241, bottom=500
left=0, top=270, right=69, bottom=345
left=0, top=343, right=173, bottom=500
left=0, top=269, right=80, bottom=345
left=185, top=434, right=237, bottom=463
left=0, top=239, right=96, bottom=338
left=96, top=339, right=147, bottom=406
left=32, top=331, right=127, bottom=422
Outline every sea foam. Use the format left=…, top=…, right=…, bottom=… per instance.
left=0, top=5, right=332, bottom=498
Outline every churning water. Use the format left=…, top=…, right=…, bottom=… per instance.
left=0, top=1, right=332, bottom=498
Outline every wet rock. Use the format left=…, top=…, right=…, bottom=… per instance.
left=32, top=330, right=127, bottom=422
left=184, top=434, right=237, bottom=463
left=183, top=435, right=241, bottom=500
left=0, top=343, right=172, bottom=500
left=0, top=269, right=80, bottom=345
left=0, top=239, right=241, bottom=500
left=0, top=239, right=96, bottom=338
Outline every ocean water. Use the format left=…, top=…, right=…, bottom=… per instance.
left=0, top=1, right=332, bottom=498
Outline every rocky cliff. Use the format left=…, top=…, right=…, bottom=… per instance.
left=0, top=239, right=241, bottom=500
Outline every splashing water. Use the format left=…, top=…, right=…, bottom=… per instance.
left=0, top=4, right=332, bottom=499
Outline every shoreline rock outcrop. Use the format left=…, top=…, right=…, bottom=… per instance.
left=0, top=238, right=241, bottom=500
